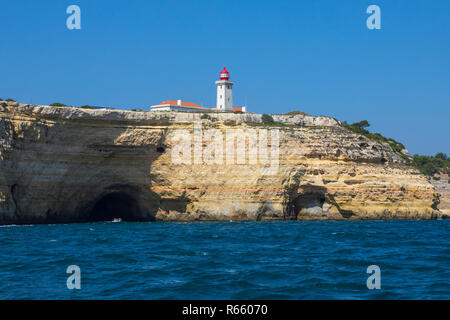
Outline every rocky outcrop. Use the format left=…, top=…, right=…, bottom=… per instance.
left=430, top=174, right=450, bottom=216
left=0, top=101, right=444, bottom=224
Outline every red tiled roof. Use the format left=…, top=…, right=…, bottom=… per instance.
left=158, top=100, right=204, bottom=108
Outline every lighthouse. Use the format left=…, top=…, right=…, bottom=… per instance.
left=215, top=67, right=234, bottom=111
left=150, top=66, right=247, bottom=112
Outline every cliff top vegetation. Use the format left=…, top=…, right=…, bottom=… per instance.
left=341, top=120, right=406, bottom=155
left=342, top=120, right=448, bottom=178
left=412, top=153, right=449, bottom=177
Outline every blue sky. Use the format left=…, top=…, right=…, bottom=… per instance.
left=0, top=0, right=448, bottom=155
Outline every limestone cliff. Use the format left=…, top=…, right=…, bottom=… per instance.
left=430, top=174, right=450, bottom=216
left=0, top=101, right=445, bottom=224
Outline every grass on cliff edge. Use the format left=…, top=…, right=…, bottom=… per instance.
left=247, top=114, right=287, bottom=127
left=342, top=120, right=449, bottom=177
left=341, top=120, right=406, bottom=155
left=50, top=102, right=96, bottom=109
left=50, top=102, right=69, bottom=107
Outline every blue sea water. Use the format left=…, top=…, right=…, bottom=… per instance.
left=0, top=220, right=448, bottom=299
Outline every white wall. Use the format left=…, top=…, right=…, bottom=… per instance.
left=216, top=81, right=233, bottom=111
left=150, top=105, right=207, bottom=112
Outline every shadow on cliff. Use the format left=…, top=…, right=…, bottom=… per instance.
left=284, top=184, right=354, bottom=219
left=1, top=117, right=192, bottom=224
left=65, top=127, right=190, bottom=223
left=82, top=186, right=191, bottom=222
left=88, top=191, right=141, bottom=222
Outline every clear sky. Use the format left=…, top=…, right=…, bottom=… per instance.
left=0, top=0, right=448, bottom=155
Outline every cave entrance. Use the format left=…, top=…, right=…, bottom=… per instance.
left=88, top=192, right=142, bottom=222
left=293, top=192, right=326, bottom=217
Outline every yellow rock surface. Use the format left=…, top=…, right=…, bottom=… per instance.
left=0, top=101, right=445, bottom=224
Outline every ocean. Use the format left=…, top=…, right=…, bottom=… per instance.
left=0, top=220, right=448, bottom=299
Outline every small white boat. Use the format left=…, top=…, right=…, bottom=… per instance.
left=112, top=218, right=122, bottom=223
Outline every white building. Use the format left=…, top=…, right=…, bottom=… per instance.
left=150, top=99, right=206, bottom=112
left=215, top=67, right=234, bottom=111
left=150, top=67, right=247, bottom=112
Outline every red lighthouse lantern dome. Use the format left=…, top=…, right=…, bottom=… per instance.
left=219, top=67, right=230, bottom=80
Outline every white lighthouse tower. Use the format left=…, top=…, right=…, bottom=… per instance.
left=215, top=67, right=234, bottom=111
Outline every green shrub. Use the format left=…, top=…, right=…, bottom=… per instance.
left=80, top=105, right=94, bottom=109
left=284, top=110, right=309, bottom=116
left=248, top=114, right=286, bottom=127
left=436, top=152, right=447, bottom=161
left=412, top=153, right=449, bottom=177
left=6, top=98, right=16, bottom=102
left=432, top=176, right=441, bottom=181
left=261, top=114, right=274, bottom=124
left=341, top=120, right=407, bottom=160
left=131, top=108, right=144, bottom=112
left=50, top=102, right=67, bottom=107
left=200, top=113, right=210, bottom=120
left=352, top=120, right=370, bottom=129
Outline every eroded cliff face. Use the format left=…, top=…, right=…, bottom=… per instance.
left=430, top=174, right=450, bottom=216
left=0, top=101, right=443, bottom=224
